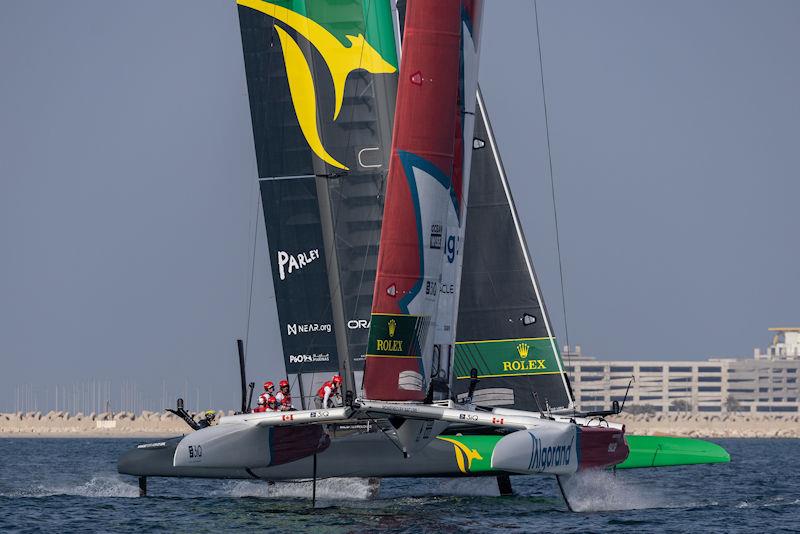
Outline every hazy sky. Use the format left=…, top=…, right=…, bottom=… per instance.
left=1, top=1, right=798, bottom=410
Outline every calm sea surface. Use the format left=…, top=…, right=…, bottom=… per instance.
left=0, top=438, right=797, bottom=533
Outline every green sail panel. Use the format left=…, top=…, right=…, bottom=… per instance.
left=454, top=338, right=562, bottom=380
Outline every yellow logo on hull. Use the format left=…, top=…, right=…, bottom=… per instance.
left=437, top=437, right=483, bottom=474
left=238, top=0, right=397, bottom=170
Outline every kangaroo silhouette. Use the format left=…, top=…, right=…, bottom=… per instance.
left=238, top=0, right=397, bottom=170
left=437, top=437, right=484, bottom=473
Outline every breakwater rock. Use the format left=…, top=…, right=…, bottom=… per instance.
left=613, top=413, right=800, bottom=438
left=0, top=410, right=235, bottom=437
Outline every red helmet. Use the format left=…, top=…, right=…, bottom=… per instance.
left=279, top=380, right=289, bottom=388
left=264, top=381, right=274, bottom=390
left=280, top=397, right=291, bottom=406
left=267, top=396, right=277, bottom=405
left=257, top=397, right=266, bottom=405
left=332, top=375, right=342, bottom=385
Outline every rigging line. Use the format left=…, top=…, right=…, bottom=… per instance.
left=533, top=0, right=571, bottom=369
left=244, top=189, right=261, bottom=361
left=242, top=14, right=278, bottom=377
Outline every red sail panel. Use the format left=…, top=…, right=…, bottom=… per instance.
left=363, top=0, right=463, bottom=401
left=433, top=1, right=483, bottom=397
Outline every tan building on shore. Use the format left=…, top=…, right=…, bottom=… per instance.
left=566, top=327, right=800, bottom=415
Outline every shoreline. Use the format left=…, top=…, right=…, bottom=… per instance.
left=1, top=411, right=798, bottom=439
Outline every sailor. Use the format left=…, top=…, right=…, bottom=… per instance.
left=275, top=379, right=291, bottom=404
left=197, top=410, right=216, bottom=428
left=280, top=396, right=294, bottom=411
left=266, top=396, right=280, bottom=412
left=259, top=381, right=275, bottom=405
left=316, top=375, right=343, bottom=408
left=252, top=397, right=267, bottom=413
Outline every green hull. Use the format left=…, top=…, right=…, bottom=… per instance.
left=433, top=433, right=730, bottom=474
left=616, top=435, right=730, bottom=469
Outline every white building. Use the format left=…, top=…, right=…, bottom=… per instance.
left=566, top=328, right=800, bottom=414
left=755, top=327, right=800, bottom=359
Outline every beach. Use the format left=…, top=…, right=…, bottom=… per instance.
left=0, top=411, right=797, bottom=438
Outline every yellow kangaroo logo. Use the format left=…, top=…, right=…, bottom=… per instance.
left=238, top=0, right=397, bottom=170
left=437, top=437, right=484, bottom=473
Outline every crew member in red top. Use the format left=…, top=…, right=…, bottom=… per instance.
left=275, top=380, right=291, bottom=404
left=252, top=397, right=267, bottom=413
left=266, top=396, right=279, bottom=412
left=316, top=375, right=343, bottom=408
left=259, top=381, right=275, bottom=405
left=280, top=397, right=294, bottom=411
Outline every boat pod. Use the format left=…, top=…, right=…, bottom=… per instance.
left=491, top=423, right=579, bottom=475
left=173, top=422, right=274, bottom=469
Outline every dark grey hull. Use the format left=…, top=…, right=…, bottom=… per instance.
left=118, top=428, right=492, bottom=480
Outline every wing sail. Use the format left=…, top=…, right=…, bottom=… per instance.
left=452, top=91, right=574, bottom=411
left=363, top=1, right=483, bottom=401
left=237, top=0, right=400, bottom=402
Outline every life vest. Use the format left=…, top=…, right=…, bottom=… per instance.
left=317, top=381, right=333, bottom=398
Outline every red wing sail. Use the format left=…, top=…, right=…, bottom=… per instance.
left=363, top=0, right=482, bottom=401
left=433, top=1, right=484, bottom=398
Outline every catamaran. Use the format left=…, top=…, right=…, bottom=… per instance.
left=118, top=0, right=729, bottom=509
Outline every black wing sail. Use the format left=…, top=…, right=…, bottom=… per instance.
left=452, top=90, right=574, bottom=411
left=237, top=0, right=399, bottom=404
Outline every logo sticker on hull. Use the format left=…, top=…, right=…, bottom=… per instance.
left=437, top=437, right=484, bottom=474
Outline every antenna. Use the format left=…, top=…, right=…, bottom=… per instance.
left=532, top=391, right=547, bottom=419
left=466, top=368, right=479, bottom=403
left=246, top=382, right=256, bottom=413
left=237, top=339, right=247, bottom=414
left=618, top=377, right=635, bottom=414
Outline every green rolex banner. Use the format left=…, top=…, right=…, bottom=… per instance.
left=366, top=314, right=424, bottom=358
left=453, top=338, right=562, bottom=379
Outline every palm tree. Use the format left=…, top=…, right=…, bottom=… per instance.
left=670, top=399, right=692, bottom=412
left=725, top=396, right=742, bottom=413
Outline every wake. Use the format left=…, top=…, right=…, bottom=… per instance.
left=2, top=476, right=139, bottom=498
left=558, top=470, right=674, bottom=512
left=221, top=477, right=381, bottom=501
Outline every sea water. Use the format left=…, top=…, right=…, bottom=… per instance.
left=0, top=438, right=797, bottom=532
